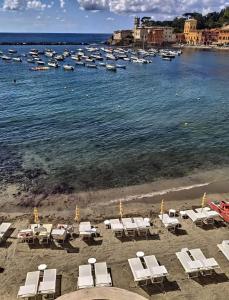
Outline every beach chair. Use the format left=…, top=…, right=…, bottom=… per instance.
left=185, top=210, right=206, bottom=226
left=77, top=264, right=94, bottom=289
left=217, top=240, right=229, bottom=261
left=79, top=222, right=95, bottom=240
left=18, top=271, right=40, bottom=298
left=122, top=218, right=137, bottom=237
left=159, top=214, right=180, bottom=232
left=51, top=228, right=67, bottom=243
left=95, top=262, right=112, bottom=287
left=195, top=208, right=219, bottom=225
left=176, top=251, right=202, bottom=278
left=0, top=222, right=11, bottom=243
left=128, top=257, right=151, bottom=285
left=17, top=229, right=35, bottom=244
left=31, top=224, right=53, bottom=244
left=144, top=255, right=168, bottom=284
left=38, top=269, right=57, bottom=299
left=189, top=248, right=220, bottom=276
left=133, top=217, right=150, bottom=237
left=110, top=219, right=124, bottom=237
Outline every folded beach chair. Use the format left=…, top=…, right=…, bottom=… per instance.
left=77, top=264, right=94, bottom=289
left=189, top=248, right=220, bottom=275
left=176, top=251, right=202, bottom=278
left=39, top=269, right=57, bottom=299
left=144, top=255, right=168, bottom=283
left=18, top=271, right=40, bottom=298
left=159, top=214, right=180, bottom=232
left=128, top=257, right=151, bottom=285
left=217, top=240, right=229, bottom=261
left=0, top=222, right=11, bottom=243
left=95, top=262, right=112, bottom=287
left=185, top=210, right=206, bottom=226
left=110, top=219, right=124, bottom=237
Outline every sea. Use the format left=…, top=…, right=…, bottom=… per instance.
left=0, top=33, right=229, bottom=193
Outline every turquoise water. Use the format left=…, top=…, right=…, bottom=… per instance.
left=0, top=45, right=229, bottom=192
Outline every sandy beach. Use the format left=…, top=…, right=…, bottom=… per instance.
left=0, top=167, right=229, bottom=299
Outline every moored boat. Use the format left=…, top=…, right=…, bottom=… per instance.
left=63, top=64, right=74, bottom=71
left=106, top=64, right=117, bottom=71
left=208, top=200, right=229, bottom=223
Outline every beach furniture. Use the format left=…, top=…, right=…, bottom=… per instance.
left=195, top=207, right=219, bottom=225
left=0, top=222, right=11, bottom=243
left=176, top=251, right=202, bottom=278
left=158, top=214, right=181, bottom=232
left=128, top=257, right=151, bottom=285
left=17, top=271, right=40, bottom=298
left=17, top=229, right=35, bottom=244
left=77, top=264, right=94, bottom=289
left=31, top=224, right=53, bottom=244
left=110, top=219, right=124, bottom=237
left=189, top=248, right=220, bottom=275
left=38, top=269, right=57, bottom=299
left=79, top=222, right=96, bottom=240
left=122, top=218, right=138, bottom=237
left=217, top=240, right=229, bottom=261
left=144, top=255, right=168, bottom=283
left=133, top=217, right=150, bottom=236
left=185, top=210, right=206, bottom=226
left=51, top=224, right=71, bottom=243
left=95, top=262, right=112, bottom=287
left=169, top=209, right=176, bottom=217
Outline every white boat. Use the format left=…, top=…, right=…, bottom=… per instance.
left=55, top=55, right=64, bottom=61
left=75, top=61, right=85, bottom=66
left=106, top=64, right=116, bottom=71
left=1, top=55, right=11, bottom=60
left=27, top=58, right=35, bottom=63
left=86, top=64, right=97, bottom=68
left=162, top=57, right=172, bottom=61
left=48, top=62, right=59, bottom=68
left=99, top=62, right=106, bottom=67
left=12, top=57, right=22, bottom=62
left=123, top=57, right=130, bottom=61
left=63, top=64, right=74, bottom=71
left=8, top=49, right=17, bottom=54
left=106, top=54, right=116, bottom=60
left=71, top=55, right=80, bottom=61
left=116, top=64, right=126, bottom=69
left=85, top=58, right=95, bottom=63
left=37, top=60, right=45, bottom=65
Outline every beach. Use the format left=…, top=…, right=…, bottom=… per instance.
left=0, top=167, right=229, bottom=299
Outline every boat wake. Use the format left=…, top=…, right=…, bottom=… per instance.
left=109, top=182, right=211, bottom=204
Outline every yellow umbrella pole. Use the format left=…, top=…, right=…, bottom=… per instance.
left=201, top=192, right=207, bottom=210
left=34, top=207, right=39, bottom=224
left=160, top=199, right=164, bottom=219
left=119, top=200, right=123, bottom=219
left=75, top=206, right=80, bottom=223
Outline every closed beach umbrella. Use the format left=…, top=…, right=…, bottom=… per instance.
left=34, top=207, right=39, bottom=224
left=201, top=192, right=207, bottom=209
left=160, top=199, right=164, bottom=218
left=75, top=206, right=80, bottom=222
left=119, top=200, right=123, bottom=218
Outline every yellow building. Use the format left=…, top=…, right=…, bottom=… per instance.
left=184, top=18, right=201, bottom=45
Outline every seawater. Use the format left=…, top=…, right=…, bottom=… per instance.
left=0, top=39, right=229, bottom=192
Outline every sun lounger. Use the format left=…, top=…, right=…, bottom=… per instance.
left=79, top=222, right=96, bottom=239
left=195, top=208, right=219, bottom=224
left=159, top=214, right=180, bottom=232
left=185, top=210, right=206, bottom=226
left=18, top=271, right=40, bottom=298
left=77, top=265, right=94, bottom=289
left=189, top=248, right=219, bottom=275
left=17, top=229, right=35, bottom=244
left=217, top=240, right=229, bottom=261
left=31, top=224, right=53, bottom=244
left=122, top=220, right=138, bottom=237
left=176, top=251, right=202, bottom=278
left=0, top=222, right=11, bottom=243
left=144, top=255, right=168, bottom=283
left=51, top=228, right=67, bottom=242
left=128, top=257, right=151, bottom=284
left=95, top=262, right=112, bottom=287
left=133, top=218, right=150, bottom=236
left=39, top=269, right=57, bottom=298
left=110, top=219, right=124, bottom=237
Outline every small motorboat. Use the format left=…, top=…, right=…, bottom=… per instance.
left=75, top=61, right=85, bottom=66
left=162, top=57, right=172, bottom=61
left=48, top=62, right=59, bottom=68
left=8, top=49, right=17, bottom=54
left=86, top=64, right=97, bottom=68
left=12, top=57, right=22, bottom=62
left=106, top=64, right=116, bottom=71
left=30, top=66, right=50, bottom=71
left=63, top=64, right=74, bottom=71
left=116, top=64, right=126, bottom=69
left=55, top=55, right=64, bottom=61
left=1, top=55, right=11, bottom=61
left=98, top=62, right=106, bottom=67
left=208, top=200, right=229, bottom=223
left=37, top=60, right=45, bottom=65
left=27, top=58, right=35, bottom=63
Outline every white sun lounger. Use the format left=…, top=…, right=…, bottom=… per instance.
left=18, top=271, right=40, bottom=298
left=144, top=255, right=168, bottom=283
left=185, top=210, right=206, bottom=226
left=122, top=218, right=138, bottom=237
left=39, top=269, right=57, bottom=298
left=79, top=222, right=95, bottom=239
left=133, top=217, right=150, bottom=236
left=176, top=251, right=202, bottom=278
left=95, top=262, right=112, bottom=287
left=0, top=222, right=11, bottom=243
left=189, top=248, right=219, bottom=275
left=159, top=214, right=180, bottom=232
left=51, top=228, right=67, bottom=242
left=110, top=219, right=124, bottom=237
left=77, top=264, right=94, bottom=289
left=217, top=240, right=229, bottom=261
left=195, top=208, right=219, bottom=224
left=128, top=258, right=151, bottom=283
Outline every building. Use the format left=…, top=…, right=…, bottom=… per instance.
left=218, top=25, right=229, bottom=45
left=112, top=30, right=133, bottom=45
left=133, top=17, right=176, bottom=45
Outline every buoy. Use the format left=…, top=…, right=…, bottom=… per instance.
left=184, top=122, right=188, bottom=126
left=197, top=97, right=200, bottom=100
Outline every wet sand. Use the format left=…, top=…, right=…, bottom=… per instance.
left=0, top=167, right=229, bottom=299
